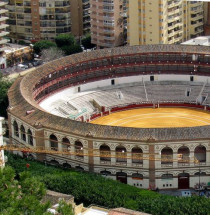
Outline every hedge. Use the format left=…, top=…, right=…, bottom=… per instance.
left=6, top=153, right=210, bottom=215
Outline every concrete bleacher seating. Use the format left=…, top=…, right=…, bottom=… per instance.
left=145, top=81, right=203, bottom=103
left=203, top=84, right=210, bottom=105
left=46, top=81, right=207, bottom=119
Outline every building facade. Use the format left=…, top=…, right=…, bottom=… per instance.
left=90, top=0, right=125, bottom=48
left=7, top=45, right=210, bottom=190
left=0, top=0, right=9, bottom=69
left=7, top=0, right=90, bottom=43
left=70, top=0, right=90, bottom=37
left=127, top=0, right=204, bottom=46
left=204, top=2, right=210, bottom=35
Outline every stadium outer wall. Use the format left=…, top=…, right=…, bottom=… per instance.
left=7, top=45, right=210, bottom=190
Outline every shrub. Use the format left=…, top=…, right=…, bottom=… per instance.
left=6, top=153, right=210, bottom=215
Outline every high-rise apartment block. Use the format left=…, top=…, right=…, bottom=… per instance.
left=70, top=0, right=90, bottom=37
left=7, top=0, right=90, bottom=43
left=204, top=2, right=210, bottom=35
left=0, top=0, right=9, bottom=69
left=127, top=0, right=204, bottom=46
left=90, top=0, right=125, bottom=48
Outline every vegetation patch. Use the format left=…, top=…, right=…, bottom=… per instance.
left=6, top=153, right=210, bottom=215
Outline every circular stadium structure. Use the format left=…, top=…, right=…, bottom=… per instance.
left=8, top=45, right=210, bottom=190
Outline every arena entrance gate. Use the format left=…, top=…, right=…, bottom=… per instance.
left=178, top=173, right=189, bottom=189
left=116, top=172, right=127, bottom=184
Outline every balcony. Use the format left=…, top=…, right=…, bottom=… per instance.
left=103, top=1, right=114, bottom=6
left=0, top=9, right=8, bottom=14
left=0, top=38, right=9, bottom=45
left=191, top=14, right=203, bottom=21
left=103, top=36, right=115, bottom=41
left=0, top=2, right=7, bottom=7
left=103, top=8, right=114, bottom=13
left=104, top=22, right=114, bottom=27
left=0, top=24, right=8, bottom=29
left=0, top=31, right=9, bottom=37
left=103, top=16, right=114, bottom=21
left=104, top=29, right=114, bottom=33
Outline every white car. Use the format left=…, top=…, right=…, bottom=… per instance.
left=17, top=64, right=28, bottom=69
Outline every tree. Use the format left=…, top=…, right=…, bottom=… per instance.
left=0, top=73, right=12, bottom=118
left=0, top=166, right=51, bottom=215
left=81, top=34, right=96, bottom=50
left=61, top=44, right=83, bottom=56
left=58, top=200, right=74, bottom=215
left=55, top=34, right=75, bottom=48
left=40, top=47, right=64, bottom=63
left=33, top=40, right=56, bottom=55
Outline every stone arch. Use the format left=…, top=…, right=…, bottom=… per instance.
left=75, top=140, right=84, bottom=158
left=13, top=120, right=19, bottom=137
left=27, top=129, right=33, bottom=146
left=178, top=172, right=189, bottom=189
left=20, top=125, right=26, bottom=141
left=194, top=145, right=206, bottom=163
left=178, top=146, right=190, bottom=164
left=100, top=170, right=112, bottom=176
left=194, top=172, right=206, bottom=176
left=100, top=144, right=111, bottom=162
left=62, top=137, right=70, bottom=152
left=75, top=166, right=84, bottom=171
left=62, top=162, right=71, bottom=169
left=131, top=147, right=143, bottom=164
left=49, top=134, right=58, bottom=151
left=161, top=146, right=173, bottom=165
left=50, top=160, right=59, bottom=166
left=161, top=173, right=173, bottom=180
left=116, top=172, right=127, bottom=184
left=116, top=145, right=127, bottom=163
left=132, top=173, right=143, bottom=180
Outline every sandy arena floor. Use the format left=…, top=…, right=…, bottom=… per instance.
left=91, top=108, right=210, bottom=128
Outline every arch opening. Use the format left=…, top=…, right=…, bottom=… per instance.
left=75, top=141, right=84, bottom=159
left=20, top=125, right=26, bottom=141
left=49, top=134, right=58, bottom=151
left=27, top=129, right=33, bottom=146
left=178, top=146, right=190, bottom=165
left=132, top=147, right=143, bottom=165
left=100, top=144, right=111, bottom=162
left=194, top=145, right=206, bottom=163
left=161, top=147, right=173, bottom=166
left=13, top=121, right=19, bottom=137
left=62, top=137, right=70, bottom=152
left=178, top=173, right=189, bottom=189
left=116, top=172, right=127, bottom=184
left=116, top=146, right=127, bottom=163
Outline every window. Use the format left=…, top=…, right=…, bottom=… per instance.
left=190, top=76, right=194, bottom=82
left=28, top=129, right=33, bottom=146
left=150, top=76, right=154, bottom=81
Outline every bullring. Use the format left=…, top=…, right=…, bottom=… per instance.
left=8, top=45, right=210, bottom=190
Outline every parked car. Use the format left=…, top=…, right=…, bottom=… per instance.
left=17, top=64, right=28, bottom=69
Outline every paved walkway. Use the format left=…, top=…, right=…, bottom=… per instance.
left=7, top=67, right=35, bottom=81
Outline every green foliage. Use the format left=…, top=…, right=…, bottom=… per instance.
left=18, top=40, right=27, bottom=45
left=0, top=73, right=12, bottom=118
left=55, top=34, right=76, bottom=48
left=81, top=34, right=95, bottom=50
left=61, top=44, right=83, bottom=56
left=0, top=166, right=51, bottom=215
left=6, top=153, right=210, bottom=215
left=58, top=200, right=74, bottom=215
left=33, top=40, right=56, bottom=54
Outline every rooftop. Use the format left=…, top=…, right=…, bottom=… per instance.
left=182, top=36, right=210, bottom=47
